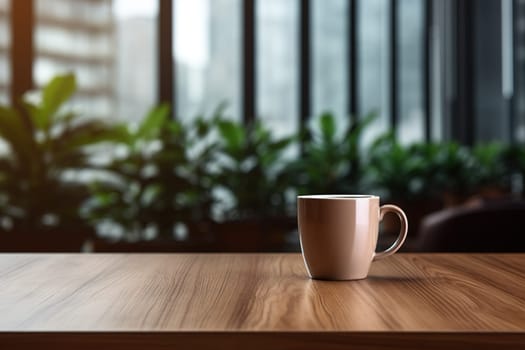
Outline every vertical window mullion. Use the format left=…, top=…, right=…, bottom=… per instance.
left=511, top=0, right=518, bottom=143
left=424, top=0, right=432, bottom=141
left=159, top=0, right=174, bottom=112
left=10, top=0, right=34, bottom=106
left=349, top=0, right=358, bottom=122
left=390, top=0, right=399, bottom=132
left=243, top=0, right=256, bottom=124
left=299, top=0, right=310, bottom=127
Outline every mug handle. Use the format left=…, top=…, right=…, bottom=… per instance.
left=373, top=204, right=408, bottom=261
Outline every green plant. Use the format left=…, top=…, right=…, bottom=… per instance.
left=290, top=112, right=374, bottom=195
left=214, top=118, right=294, bottom=220
left=471, top=142, right=511, bottom=191
left=0, top=74, right=124, bottom=234
left=86, top=107, right=217, bottom=241
left=159, top=116, right=217, bottom=226
left=502, top=143, right=525, bottom=196
left=367, top=137, right=513, bottom=204
left=423, top=142, right=480, bottom=201
left=366, top=133, right=431, bottom=201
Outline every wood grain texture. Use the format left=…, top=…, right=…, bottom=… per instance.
left=0, top=253, right=524, bottom=349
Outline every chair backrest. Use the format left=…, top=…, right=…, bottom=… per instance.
left=417, top=199, right=525, bottom=252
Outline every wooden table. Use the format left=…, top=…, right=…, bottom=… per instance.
left=0, top=253, right=524, bottom=349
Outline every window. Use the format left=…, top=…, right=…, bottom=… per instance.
left=6, top=0, right=522, bottom=145
left=168, top=0, right=432, bottom=143
left=5, top=0, right=435, bottom=141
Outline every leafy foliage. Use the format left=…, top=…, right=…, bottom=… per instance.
left=289, top=112, right=374, bottom=194
left=85, top=107, right=217, bottom=241
left=471, top=143, right=510, bottom=190
left=366, top=138, right=519, bottom=203
left=366, top=133, right=431, bottom=200
left=0, top=74, right=124, bottom=233
left=214, top=118, right=294, bottom=220
left=1, top=73, right=525, bottom=244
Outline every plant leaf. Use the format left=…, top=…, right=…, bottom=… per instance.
left=217, top=120, right=245, bottom=151
left=54, top=121, right=129, bottom=154
left=0, top=106, right=38, bottom=167
left=37, top=73, right=77, bottom=129
left=136, top=104, right=170, bottom=140
left=319, top=112, right=336, bottom=142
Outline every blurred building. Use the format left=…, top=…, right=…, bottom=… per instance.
left=0, top=0, right=157, bottom=123
left=34, top=0, right=115, bottom=119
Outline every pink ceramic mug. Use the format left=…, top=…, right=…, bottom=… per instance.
left=297, top=195, right=408, bottom=280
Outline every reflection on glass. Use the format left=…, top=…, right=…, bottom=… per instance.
left=311, top=0, right=348, bottom=128
left=0, top=0, right=10, bottom=104
left=359, top=0, right=390, bottom=145
left=398, top=0, right=424, bottom=144
left=174, top=0, right=241, bottom=121
left=257, top=0, right=298, bottom=137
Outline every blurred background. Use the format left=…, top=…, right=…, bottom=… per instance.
left=0, top=0, right=525, bottom=253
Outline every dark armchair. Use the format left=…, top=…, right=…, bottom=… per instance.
left=417, top=199, right=525, bottom=252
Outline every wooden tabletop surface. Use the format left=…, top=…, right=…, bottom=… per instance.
left=0, top=253, right=524, bottom=349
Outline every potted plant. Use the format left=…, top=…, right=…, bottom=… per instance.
left=212, top=118, right=295, bottom=251
left=0, top=74, right=123, bottom=251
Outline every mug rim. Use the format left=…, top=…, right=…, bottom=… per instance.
left=297, top=194, right=379, bottom=200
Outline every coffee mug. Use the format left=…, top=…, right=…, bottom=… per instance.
left=297, top=195, right=408, bottom=280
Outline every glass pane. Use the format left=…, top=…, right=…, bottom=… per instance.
left=398, top=0, right=424, bottom=144
left=34, top=0, right=158, bottom=122
left=174, top=0, right=241, bottom=121
left=113, top=0, right=158, bottom=123
left=257, top=0, right=298, bottom=137
left=311, top=0, right=348, bottom=126
left=0, top=0, right=10, bottom=105
left=358, top=0, right=390, bottom=145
